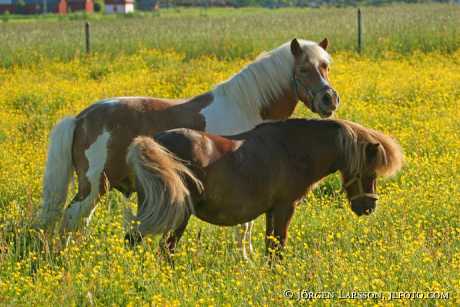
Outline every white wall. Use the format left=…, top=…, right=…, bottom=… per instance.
left=105, top=3, right=134, bottom=14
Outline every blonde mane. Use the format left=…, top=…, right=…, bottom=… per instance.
left=213, top=40, right=331, bottom=113
left=338, top=120, right=403, bottom=177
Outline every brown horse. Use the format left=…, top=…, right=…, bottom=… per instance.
left=35, top=39, right=339, bottom=255
left=125, top=119, right=403, bottom=258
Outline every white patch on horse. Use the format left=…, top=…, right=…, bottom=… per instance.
left=201, top=99, right=259, bottom=135
left=62, top=129, right=111, bottom=232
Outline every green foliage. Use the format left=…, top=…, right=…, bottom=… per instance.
left=0, top=4, right=459, bottom=67
left=1, top=10, right=10, bottom=23
left=15, top=0, right=27, bottom=14
left=93, top=0, right=105, bottom=13
left=0, top=50, right=459, bottom=304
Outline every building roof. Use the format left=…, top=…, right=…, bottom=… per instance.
left=105, top=0, right=134, bottom=4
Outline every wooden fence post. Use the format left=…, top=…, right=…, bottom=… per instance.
left=85, top=22, right=91, bottom=55
left=357, top=9, right=363, bottom=54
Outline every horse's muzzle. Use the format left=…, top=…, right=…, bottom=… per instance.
left=317, top=89, right=339, bottom=118
left=351, top=198, right=377, bottom=216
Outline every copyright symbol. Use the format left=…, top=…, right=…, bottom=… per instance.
left=283, top=289, right=294, bottom=299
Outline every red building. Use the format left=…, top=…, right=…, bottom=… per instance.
left=0, top=0, right=93, bottom=14
left=68, top=0, right=93, bottom=12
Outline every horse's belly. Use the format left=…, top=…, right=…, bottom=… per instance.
left=192, top=200, right=266, bottom=226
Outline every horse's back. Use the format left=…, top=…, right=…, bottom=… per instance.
left=76, top=97, right=189, bottom=134
left=154, top=128, right=236, bottom=169
left=71, top=97, right=207, bottom=189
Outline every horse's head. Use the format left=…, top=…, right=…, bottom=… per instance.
left=339, top=124, right=404, bottom=216
left=290, top=38, right=339, bottom=118
left=342, top=143, right=380, bottom=216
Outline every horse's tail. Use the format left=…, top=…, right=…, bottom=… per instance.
left=126, top=136, right=203, bottom=236
left=34, top=116, right=76, bottom=232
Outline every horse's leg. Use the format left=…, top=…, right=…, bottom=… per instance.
left=247, top=221, right=254, bottom=255
left=155, top=214, right=190, bottom=267
left=158, top=213, right=191, bottom=261
left=271, top=204, right=296, bottom=260
left=265, top=210, right=274, bottom=255
left=124, top=177, right=146, bottom=247
left=60, top=173, right=107, bottom=237
left=235, top=223, right=249, bottom=260
left=60, top=130, right=111, bottom=235
left=60, top=169, right=90, bottom=235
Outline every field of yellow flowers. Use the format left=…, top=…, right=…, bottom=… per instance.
left=0, top=49, right=459, bottom=305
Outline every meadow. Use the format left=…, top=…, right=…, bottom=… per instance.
left=0, top=4, right=460, bottom=66
left=0, top=4, right=460, bottom=305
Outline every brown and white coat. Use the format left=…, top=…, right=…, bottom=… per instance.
left=35, top=38, right=339, bottom=256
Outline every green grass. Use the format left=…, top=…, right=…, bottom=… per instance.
left=0, top=48, right=459, bottom=305
left=0, top=5, right=459, bottom=304
left=0, top=4, right=459, bottom=66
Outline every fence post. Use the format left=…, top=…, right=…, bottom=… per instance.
left=85, top=22, right=91, bottom=55
left=357, top=9, right=363, bottom=54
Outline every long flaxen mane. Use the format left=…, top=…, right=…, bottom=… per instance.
left=337, top=120, right=403, bottom=177
left=213, top=40, right=331, bottom=113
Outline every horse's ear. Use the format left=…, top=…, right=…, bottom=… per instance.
left=290, top=38, right=303, bottom=57
left=318, top=38, right=329, bottom=50
left=366, top=142, right=380, bottom=163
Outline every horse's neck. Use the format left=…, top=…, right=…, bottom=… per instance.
left=199, top=92, right=262, bottom=135
left=281, top=130, right=342, bottom=189
left=199, top=50, right=297, bottom=135
left=200, top=88, right=297, bottom=135
left=260, top=89, right=298, bottom=121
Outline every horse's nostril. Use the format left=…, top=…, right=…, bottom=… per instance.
left=323, top=93, right=332, bottom=106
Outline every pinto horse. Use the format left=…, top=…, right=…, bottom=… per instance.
left=125, top=119, right=403, bottom=258
left=35, top=38, right=339, bottom=255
